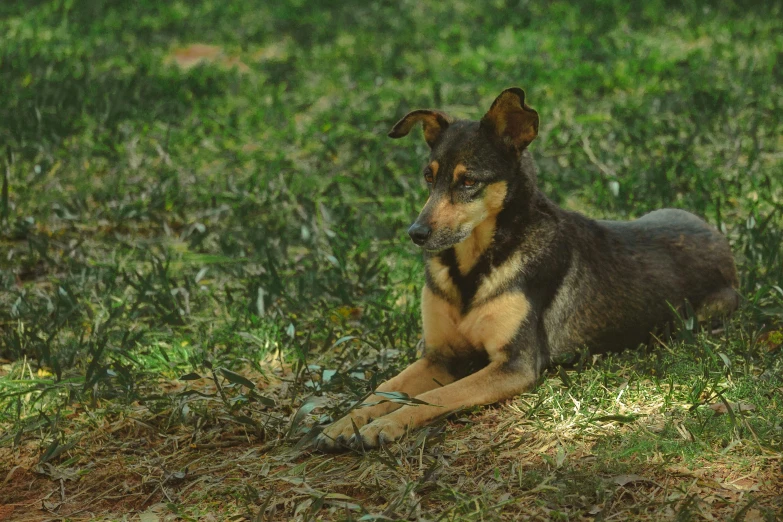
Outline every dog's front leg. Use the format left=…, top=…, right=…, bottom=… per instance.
left=354, top=359, right=536, bottom=448
left=315, top=357, right=456, bottom=452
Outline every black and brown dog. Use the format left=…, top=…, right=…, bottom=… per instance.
left=315, top=88, right=739, bottom=452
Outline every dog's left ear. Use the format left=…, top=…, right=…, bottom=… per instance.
left=481, top=88, right=539, bottom=152
left=388, top=109, right=452, bottom=148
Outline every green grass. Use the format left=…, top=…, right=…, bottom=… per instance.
left=1, top=0, right=782, bottom=520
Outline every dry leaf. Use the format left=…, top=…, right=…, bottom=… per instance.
left=168, top=44, right=249, bottom=73
left=0, top=505, right=15, bottom=522
left=743, top=508, right=766, bottom=522
left=667, top=465, right=705, bottom=478
left=708, top=402, right=756, bottom=415
left=139, top=512, right=160, bottom=522
left=723, top=478, right=760, bottom=492
left=171, top=43, right=221, bottom=68
left=611, top=474, right=656, bottom=486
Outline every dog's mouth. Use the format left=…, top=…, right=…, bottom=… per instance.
left=422, top=245, right=448, bottom=254
left=412, top=226, right=473, bottom=253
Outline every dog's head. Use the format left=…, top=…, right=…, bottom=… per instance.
left=389, top=88, right=539, bottom=252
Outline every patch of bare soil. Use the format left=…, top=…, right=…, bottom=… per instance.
left=2, top=404, right=781, bottom=521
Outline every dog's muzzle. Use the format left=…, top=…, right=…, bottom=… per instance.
left=408, top=223, right=432, bottom=246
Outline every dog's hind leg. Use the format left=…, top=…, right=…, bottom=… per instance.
left=696, top=287, right=740, bottom=324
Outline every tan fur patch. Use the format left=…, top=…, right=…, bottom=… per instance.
left=454, top=218, right=491, bottom=274
left=374, top=290, right=532, bottom=433
left=483, top=181, right=508, bottom=213
left=431, top=198, right=481, bottom=232
left=389, top=110, right=452, bottom=147
left=460, top=291, right=530, bottom=356
left=377, top=360, right=536, bottom=431
left=483, top=90, right=538, bottom=148
left=426, top=257, right=460, bottom=306
left=452, top=163, right=467, bottom=182
left=320, top=356, right=457, bottom=442
left=351, top=289, right=529, bottom=437
left=422, top=286, right=465, bottom=354
left=356, top=357, right=456, bottom=420
left=422, top=288, right=530, bottom=359
left=429, top=160, right=439, bottom=181
left=376, top=356, right=456, bottom=396
left=453, top=182, right=508, bottom=274
left=473, top=250, right=523, bottom=303
left=421, top=118, right=443, bottom=145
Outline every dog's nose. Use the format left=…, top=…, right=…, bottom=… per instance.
left=408, top=223, right=432, bottom=246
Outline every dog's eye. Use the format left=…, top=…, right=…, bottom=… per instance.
left=462, top=178, right=476, bottom=187
left=424, top=171, right=434, bottom=184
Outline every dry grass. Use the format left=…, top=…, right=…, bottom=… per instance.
left=2, top=355, right=781, bottom=521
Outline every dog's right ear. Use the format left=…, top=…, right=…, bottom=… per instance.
left=388, top=110, right=452, bottom=148
left=481, top=88, right=539, bottom=153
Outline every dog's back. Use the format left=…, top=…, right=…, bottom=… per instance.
left=543, top=206, right=739, bottom=357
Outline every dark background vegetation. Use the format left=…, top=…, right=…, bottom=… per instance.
left=1, top=0, right=781, bottom=520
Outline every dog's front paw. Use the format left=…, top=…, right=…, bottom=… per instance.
left=352, top=417, right=407, bottom=449
left=314, top=412, right=371, bottom=453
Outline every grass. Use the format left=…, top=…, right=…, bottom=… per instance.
left=1, top=0, right=782, bottom=519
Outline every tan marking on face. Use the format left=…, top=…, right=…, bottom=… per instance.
left=429, top=160, right=439, bottom=181
left=452, top=163, right=467, bottom=183
left=453, top=182, right=508, bottom=274
left=421, top=286, right=465, bottom=355
left=426, top=256, right=460, bottom=306
left=430, top=178, right=507, bottom=237
left=473, top=250, right=523, bottom=303
left=483, top=181, right=508, bottom=213
left=459, top=291, right=530, bottom=357
left=454, top=218, right=493, bottom=274
left=430, top=198, right=480, bottom=232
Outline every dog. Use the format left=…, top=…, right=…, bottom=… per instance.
left=315, top=87, right=739, bottom=452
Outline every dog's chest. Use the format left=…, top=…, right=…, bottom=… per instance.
left=428, top=250, right=524, bottom=307
left=421, top=286, right=530, bottom=359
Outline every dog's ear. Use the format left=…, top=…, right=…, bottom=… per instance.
left=481, top=88, right=539, bottom=152
left=388, top=110, right=452, bottom=148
